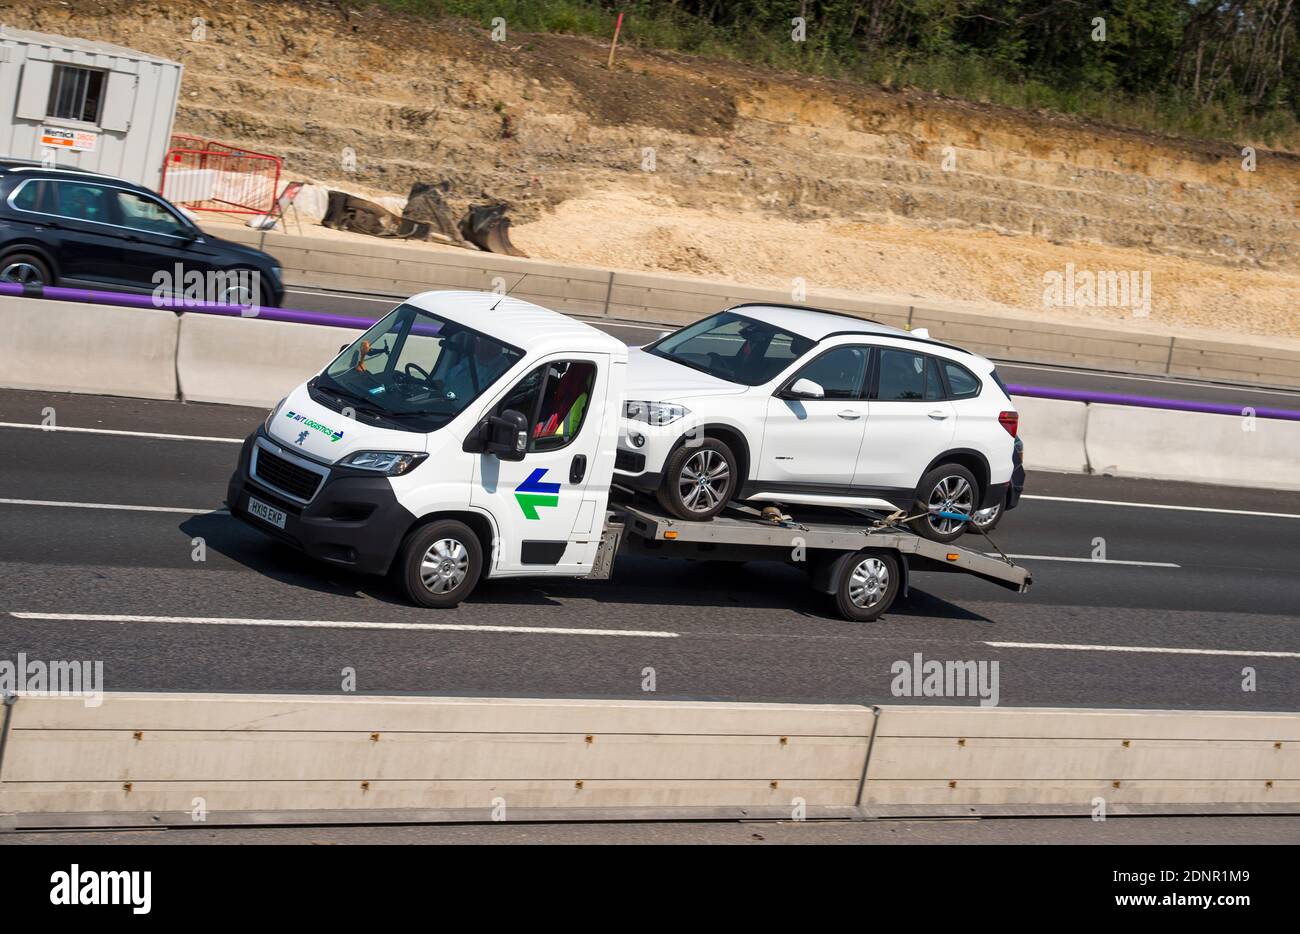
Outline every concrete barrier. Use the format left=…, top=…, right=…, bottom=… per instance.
left=0, top=297, right=179, bottom=400
left=861, top=706, right=1300, bottom=815
left=0, top=693, right=868, bottom=826
left=1009, top=395, right=1089, bottom=474
left=2, top=694, right=1296, bottom=827
left=1084, top=402, right=1300, bottom=491
left=176, top=312, right=347, bottom=407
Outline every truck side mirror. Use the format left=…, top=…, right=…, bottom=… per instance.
left=482, top=409, right=528, bottom=461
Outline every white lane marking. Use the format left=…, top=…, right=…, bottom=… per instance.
left=998, top=362, right=1300, bottom=398
left=0, top=498, right=223, bottom=515
left=986, top=640, right=1300, bottom=659
left=9, top=612, right=677, bottom=639
left=989, top=553, right=1179, bottom=568
left=1021, top=494, right=1300, bottom=520
left=0, top=421, right=242, bottom=443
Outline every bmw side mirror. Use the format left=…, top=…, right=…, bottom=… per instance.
left=784, top=378, right=825, bottom=400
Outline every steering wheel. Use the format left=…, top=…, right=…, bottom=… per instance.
left=404, top=361, right=431, bottom=382
left=707, top=352, right=736, bottom=377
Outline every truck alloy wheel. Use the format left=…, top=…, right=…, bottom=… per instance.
left=395, top=519, right=484, bottom=608
left=835, top=551, right=901, bottom=622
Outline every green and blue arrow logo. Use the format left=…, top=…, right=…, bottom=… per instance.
left=514, top=468, right=560, bottom=520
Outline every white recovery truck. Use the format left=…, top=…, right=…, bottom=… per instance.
left=226, top=291, right=1030, bottom=621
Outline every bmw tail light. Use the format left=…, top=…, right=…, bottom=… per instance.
left=998, top=411, right=1019, bottom=437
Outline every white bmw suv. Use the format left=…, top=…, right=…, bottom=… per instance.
left=614, top=304, right=1019, bottom=543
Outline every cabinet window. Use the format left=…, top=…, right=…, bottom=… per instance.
left=47, top=65, right=106, bottom=123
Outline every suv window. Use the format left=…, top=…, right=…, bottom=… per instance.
left=790, top=345, right=869, bottom=400
left=115, top=190, right=191, bottom=236
left=944, top=361, right=982, bottom=398
left=493, top=360, right=597, bottom=453
left=876, top=348, right=929, bottom=401
left=52, top=181, right=114, bottom=224
left=10, top=180, right=56, bottom=213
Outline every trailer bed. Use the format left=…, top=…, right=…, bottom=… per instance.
left=606, top=498, right=1032, bottom=595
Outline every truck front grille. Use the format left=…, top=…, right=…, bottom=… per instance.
left=254, top=448, right=324, bottom=501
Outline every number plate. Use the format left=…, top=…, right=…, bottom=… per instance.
left=247, top=496, right=287, bottom=530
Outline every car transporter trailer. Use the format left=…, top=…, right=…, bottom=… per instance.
left=587, top=491, right=1032, bottom=622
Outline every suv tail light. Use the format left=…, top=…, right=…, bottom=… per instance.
left=998, top=411, right=1019, bottom=437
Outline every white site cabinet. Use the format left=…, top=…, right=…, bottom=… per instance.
left=0, top=26, right=182, bottom=189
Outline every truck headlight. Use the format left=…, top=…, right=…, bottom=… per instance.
left=624, top=401, right=689, bottom=426
left=264, top=397, right=286, bottom=432
left=342, top=451, right=427, bottom=475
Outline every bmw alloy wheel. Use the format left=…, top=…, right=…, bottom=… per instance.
left=927, top=474, right=974, bottom=536
left=678, top=449, right=731, bottom=514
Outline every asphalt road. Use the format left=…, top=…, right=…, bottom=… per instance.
left=1, top=388, right=1297, bottom=712
left=283, top=285, right=1300, bottom=411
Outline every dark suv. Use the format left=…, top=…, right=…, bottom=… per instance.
left=0, top=161, right=283, bottom=307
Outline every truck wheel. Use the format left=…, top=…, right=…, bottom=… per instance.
left=908, top=463, right=979, bottom=544
left=655, top=438, right=736, bottom=520
left=833, top=551, right=900, bottom=622
left=395, top=519, right=483, bottom=608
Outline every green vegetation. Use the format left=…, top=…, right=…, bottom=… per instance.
left=366, top=0, right=1300, bottom=148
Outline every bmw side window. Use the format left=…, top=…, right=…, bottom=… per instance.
left=53, top=182, right=113, bottom=224
left=115, top=191, right=190, bottom=236
left=791, top=346, right=869, bottom=400
left=944, top=361, right=982, bottom=398
left=876, top=349, right=928, bottom=401
left=493, top=360, right=597, bottom=453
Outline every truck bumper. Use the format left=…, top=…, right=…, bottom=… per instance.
left=226, top=429, right=416, bottom=576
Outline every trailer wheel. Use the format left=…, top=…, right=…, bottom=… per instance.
left=395, top=519, right=483, bottom=609
left=833, top=551, right=900, bottom=622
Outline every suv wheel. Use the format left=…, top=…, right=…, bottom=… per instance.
left=0, top=253, right=52, bottom=287
left=908, top=463, right=979, bottom=544
left=655, top=438, right=736, bottom=521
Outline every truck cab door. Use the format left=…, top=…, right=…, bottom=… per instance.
left=470, top=354, right=611, bottom=576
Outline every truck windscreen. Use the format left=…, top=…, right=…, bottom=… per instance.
left=318, top=303, right=524, bottom=431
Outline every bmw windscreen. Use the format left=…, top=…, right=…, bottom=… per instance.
left=646, top=311, right=814, bottom=385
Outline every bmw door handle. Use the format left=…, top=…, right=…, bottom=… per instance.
left=837, top=410, right=861, bottom=420
left=928, top=410, right=949, bottom=420
left=570, top=454, right=587, bottom=484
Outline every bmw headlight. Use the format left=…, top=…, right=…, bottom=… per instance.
left=342, top=451, right=428, bottom=475
left=624, top=401, right=690, bottom=426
